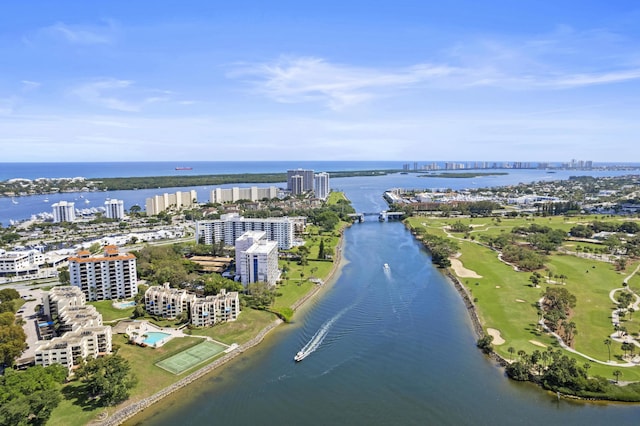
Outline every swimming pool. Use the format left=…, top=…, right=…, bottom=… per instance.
left=113, top=300, right=136, bottom=309
left=143, top=332, right=171, bottom=345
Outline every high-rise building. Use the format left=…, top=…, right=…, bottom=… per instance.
left=68, top=245, right=138, bottom=301
left=52, top=201, right=76, bottom=223
left=104, top=199, right=125, bottom=220
left=290, top=175, right=304, bottom=195
left=210, top=186, right=278, bottom=203
left=145, top=190, right=198, bottom=215
left=287, top=169, right=314, bottom=192
left=314, top=172, right=330, bottom=200
left=196, top=213, right=295, bottom=249
left=234, top=231, right=279, bottom=287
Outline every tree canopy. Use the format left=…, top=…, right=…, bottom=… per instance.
left=76, top=354, right=137, bottom=406
left=0, top=364, right=67, bottom=426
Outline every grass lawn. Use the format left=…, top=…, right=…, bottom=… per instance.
left=189, top=308, right=276, bottom=345
left=88, top=300, right=134, bottom=322
left=48, top=335, right=204, bottom=426
left=406, top=215, right=640, bottom=381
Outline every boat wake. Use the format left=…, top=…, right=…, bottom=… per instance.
left=294, top=305, right=351, bottom=362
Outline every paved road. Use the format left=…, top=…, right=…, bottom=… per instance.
left=16, top=288, right=45, bottom=365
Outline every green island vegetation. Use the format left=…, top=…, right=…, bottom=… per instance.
left=0, top=170, right=400, bottom=195
left=90, top=169, right=399, bottom=191
left=418, top=172, right=509, bottom=178
left=34, top=191, right=355, bottom=426
left=405, top=212, right=640, bottom=400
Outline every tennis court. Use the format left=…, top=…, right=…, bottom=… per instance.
left=156, top=340, right=227, bottom=374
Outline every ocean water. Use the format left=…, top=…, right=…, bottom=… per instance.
left=0, top=161, right=406, bottom=181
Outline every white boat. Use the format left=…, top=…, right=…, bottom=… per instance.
left=383, top=263, right=390, bottom=270
left=11, top=197, right=18, bottom=205
left=294, top=351, right=305, bottom=362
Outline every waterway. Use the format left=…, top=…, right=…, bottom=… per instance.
left=125, top=173, right=640, bottom=426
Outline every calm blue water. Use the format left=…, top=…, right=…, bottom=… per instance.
left=0, top=161, right=406, bottom=181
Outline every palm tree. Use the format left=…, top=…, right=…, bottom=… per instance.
left=604, top=338, right=612, bottom=361
left=613, top=370, right=622, bottom=384
left=508, top=346, right=515, bottom=361
left=583, top=362, right=591, bottom=377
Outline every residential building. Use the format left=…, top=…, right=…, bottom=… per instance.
left=68, top=245, right=138, bottom=301
left=235, top=231, right=279, bottom=287
left=42, top=286, right=86, bottom=319
left=289, top=175, right=304, bottom=195
left=52, top=201, right=76, bottom=222
left=0, top=249, right=45, bottom=277
left=196, top=213, right=295, bottom=249
left=35, top=286, right=111, bottom=374
left=145, top=190, right=198, bottom=215
left=189, top=289, right=240, bottom=327
left=34, top=326, right=112, bottom=374
left=210, top=186, right=278, bottom=203
left=144, top=283, right=240, bottom=325
left=287, top=169, right=314, bottom=192
left=144, top=282, right=196, bottom=319
left=314, top=172, right=330, bottom=200
left=104, top=198, right=125, bottom=220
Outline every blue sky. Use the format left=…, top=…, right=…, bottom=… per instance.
left=1, top=1, right=639, bottom=162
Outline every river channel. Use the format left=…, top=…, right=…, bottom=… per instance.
left=126, top=173, right=640, bottom=426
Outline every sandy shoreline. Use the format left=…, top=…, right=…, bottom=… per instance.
left=98, top=226, right=349, bottom=426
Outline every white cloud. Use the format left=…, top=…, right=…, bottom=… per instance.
left=43, top=21, right=116, bottom=45
left=71, top=79, right=140, bottom=112
left=546, top=69, right=640, bottom=88
left=21, top=80, right=41, bottom=91
left=232, top=49, right=640, bottom=110
left=70, top=79, right=177, bottom=112
left=231, top=56, right=460, bottom=109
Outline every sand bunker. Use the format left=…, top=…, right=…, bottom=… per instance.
left=529, top=340, right=547, bottom=348
left=450, top=258, right=482, bottom=278
left=487, top=328, right=505, bottom=345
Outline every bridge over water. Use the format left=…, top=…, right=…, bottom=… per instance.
left=347, top=211, right=404, bottom=222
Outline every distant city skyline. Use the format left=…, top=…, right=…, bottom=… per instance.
left=1, top=1, right=639, bottom=162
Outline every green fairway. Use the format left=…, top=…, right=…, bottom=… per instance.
left=406, top=215, right=640, bottom=381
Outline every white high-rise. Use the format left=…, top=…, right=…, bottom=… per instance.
left=104, top=199, right=125, bottom=220
left=196, top=213, right=295, bottom=249
left=235, top=231, right=279, bottom=287
left=210, top=186, right=278, bottom=203
left=52, top=201, right=76, bottom=223
left=314, top=172, right=330, bottom=200
left=69, top=245, right=138, bottom=301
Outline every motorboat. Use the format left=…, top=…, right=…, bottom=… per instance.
left=383, top=263, right=390, bottom=270
left=294, top=351, right=305, bottom=362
